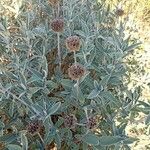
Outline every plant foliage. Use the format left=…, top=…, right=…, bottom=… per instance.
left=0, top=0, right=142, bottom=149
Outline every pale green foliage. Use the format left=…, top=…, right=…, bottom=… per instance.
left=0, top=0, right=145, bottom=149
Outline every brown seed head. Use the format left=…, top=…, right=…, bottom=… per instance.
left=64, top=114, right=77, bottom=129
left=51, top=18, right=64, bottom=32
left=27, top=120, right=40, bottom=135
left=73, top=137, right=81, bottom=145
left=116, top=9, right=124, bottom=16
left=68, top=63, right=86, bottom=80
left=66, top=35, right=80, bottom=52
left=48, top=0, right=59, bottom=6
left=86, top=117, right=97, bottom=129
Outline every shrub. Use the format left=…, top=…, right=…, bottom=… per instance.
left=0, top=0, right=142, bottom=149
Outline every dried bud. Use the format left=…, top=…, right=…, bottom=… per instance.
left=64, top=114, right=77, bottom=129
left=51, top=18, right=64, bottom=32
left=116, top=9, right=124, bottom=16
left=66, top=35, right=80, bottom=52
left=45, top=142, right=56, bottom=150
left=68, top=64, right=86, bottom=80
left=49, top=0, right=59, bottom=6
left=86, top=117, right=97, bottom=129
left=73, top=137, right=81, bottom=145
left=27, top=120, right=40, bottom=135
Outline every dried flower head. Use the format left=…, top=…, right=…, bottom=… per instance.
left=73, top=137, right=81, bottom=145
left=66, top=35, right=80, bottom=52
left=68, top=64, right=86, bottom=80
left=27, top=120, right=40, bottom=135
left=51, top=18, right=64, bottom=32
left=116, top=9, right=124, bottom=16
left=86, top=117, right=97, bottom=129
left=48, top=0, right=59, bottom=6
left=64, top=114, right=77, bottom=129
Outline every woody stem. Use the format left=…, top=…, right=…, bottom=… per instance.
left=57, top=32, right=61, bottom=70
left=74, top=51, right=77, bottom=66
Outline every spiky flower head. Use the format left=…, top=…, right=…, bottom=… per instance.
left=86, top=116, right=97, bottom=129
left=51, top=18, right=64, bottom=32
left=64, top=114, right=77, bottom=129
left=116, top=9, right=124, bottom=16
left=68, top=63, right=86, bottom=80
left=66, top=35, right=80, bottom=52
left=27, top=120, right=40, bottom=135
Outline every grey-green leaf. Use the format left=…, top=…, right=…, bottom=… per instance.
left=0, top=134, right=18, bottom=143
left=145, top=112, right=150, bottom=125
left=82, top=134, right=99, bottom=145
left=123, top=137, right=138, bottom=145
left=87, top=89, right=100, bottom=99
left=99, top=136, right=124, bottom=146
left=6, top=144, right=22, bottom=150
left=45, top=102, right=61, bottom=121
left=21, top=133, right=28, bottom=150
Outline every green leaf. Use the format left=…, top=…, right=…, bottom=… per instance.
left=100, top=91, right=121, bottom=107
left=100, top=75, right=111, bottom=88
left=72, top=84, right=85, bottom=105
left=9, top=100, right=15, bottom=117
left=4, top=71, right=18, bottom=80
left=45, top=102, right=61, bottom=121
left=123, top=137, right=138, bottom=145
left=121, top=145, right=131, bottom=150
left=125, top=43, right=141, bottom=52
left=74, top=30, right=86, bottom=37
left=94, top=80, right=99, bottom=90
left=0, top=134, right=18, bottom=143
left=61, top=79, right=73, bottom=88
left=42, top=56, right=48, bottom=76
left=20, top=132, right=28, bottom=150
left=19, top=72, right=27, bottom=89
left=54, top=133, right=61, bottom=149
left=94, top=145, right=106, bottom=150
left=28, top=87, right=42, bottom=95
left=29, top=68, right=43, bottom=80
left=6, top=144, right=22, bottom=150
left=87, top=89, right=100, bottom=99
left=0, top=23, right=5, bottom=31
left=32, top=24, right=46, bottom=37
left=82, top=134, right=99, bottom=145
left=80, top=19, right=89, bottom=36
left=99, top=136, right=124, bottom=146
left=0, top=121, right=5, bottom=131
left=55, top=118, right=64, bottom=128
left=145, top=112, right=150, bottom=125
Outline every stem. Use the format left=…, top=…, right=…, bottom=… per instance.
left=74, top=51, right=77, bottom=66
left=82, top=0, right=84, bottom=6
left=62, top=0, right=64, bottom=18
left=57, top=1, right=60, bottom=17
left=57, top=32, right=61, bottom=69
left=38, top=133, right=44, bottom=145
left=52, top=8, right=55, bottom=18
left=76, top=79, right=79, bottom=97
left=84, top=107, right=90, bottom=134
left=85, top=107, right=89, bottom=123
left=0, top=88, right=27, bottom=106
left=0, top=87, right=36, bottom=115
